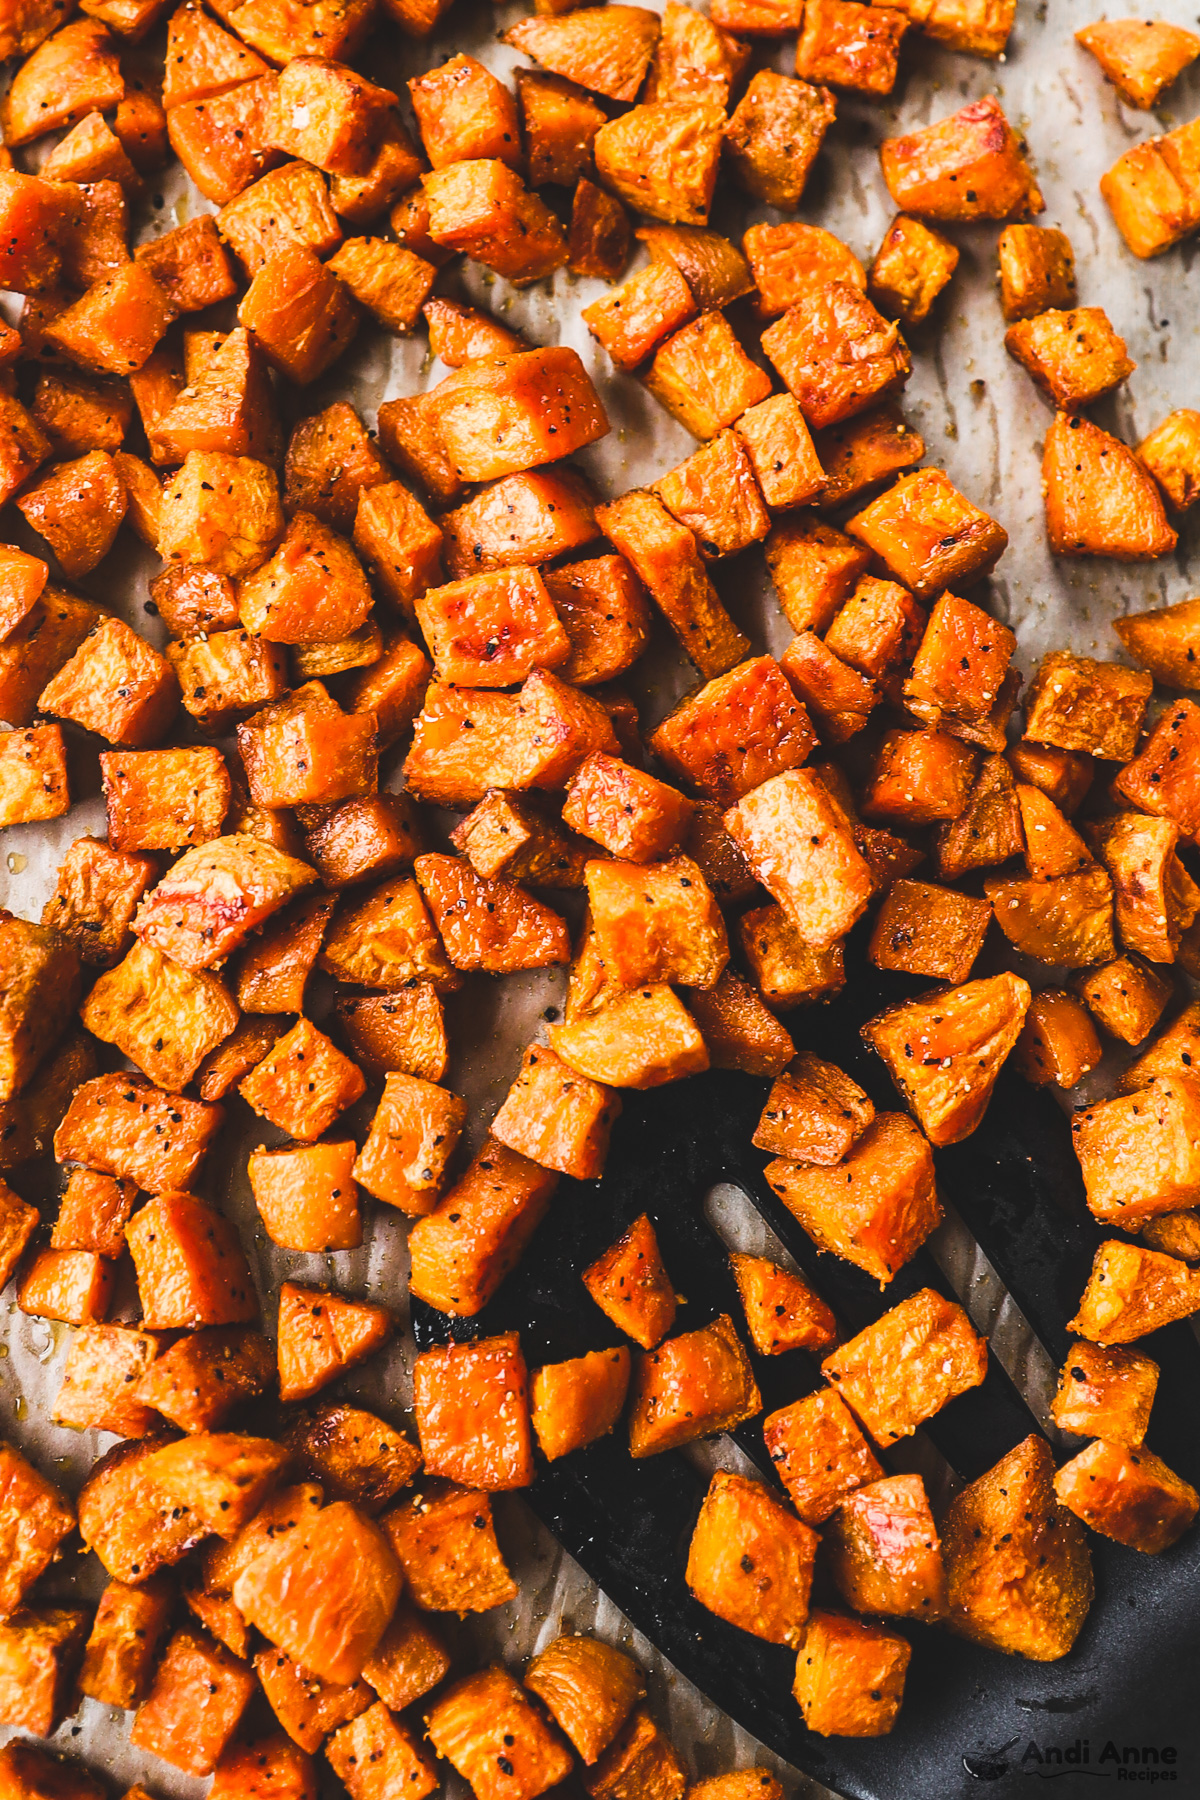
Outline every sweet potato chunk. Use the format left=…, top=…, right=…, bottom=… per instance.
left=254, top=1643, right=372, bottom=1752
left=427, top=1667, right=573, bottom=1800
left=1055, top=1440, right=1197, bottom=1555
left=752, top=1053, right=873, bottom=1168
left=283, top=1406, right=419, bottom=1518
left=505, top=6, right=661, bottom=102
left=276, top=1283, right=392, bottom=1403
left=846, top=467, right=1007, bottom=598
left=131, top=1627, right=256, bottom=1774
left=793, top=1611, right=910, bottom=1737
left=0, top=913, right=81, bottom=1110
left=725, top=769, right=871, bottom=950
left=415, top=853, right=569, bottom=975
left=1071, top=1076, right=1200, bottom=1226
left=159, top=450, right=283, bottom=577
left=352, top=1073, right=464, bottom=1215
left=415, top=567, right=568, bottom=688
left=823, top=1288, right=986, bottom=1445
left=0, top=1179, right=39, bottom=1293
left=863, top=972, right=1031, bottom=1147
left=0, top=1443, right=74, bottom=1621
left=584, top=1707, right=687, bottom=1800
left=141, top=1433, right=287, bottom=1539
left=763, top=283, right=913, bottom=437
left=628, top=1313, right=760, bottom=1455
left=361, top=1605, right=449, bottom=1711
left=653, top=430, right=771, bottom=560
left=133, top=833, right=316, bottom=970
left=380, top=1481, right=516, bottom=1613
left=687, top=967, right=795, bottom=1076
left=1077, top=17, right=1200, bottom=107
left=133, top=1328, right=274, bottom=1433
left=1015, top=989, right=1102, bottom=1089
left=796, top=0, right=906, bottom=91
left=868, top=878, right=991, bottom=983
left=1005, top=306, right=1133, bottom=409
left=1070, top=1239, right=1200, bottom=1344
left=3, top=18, right=123, bottom=145
left=409, top=54, right=520, bottom=170
left=643, top=311, right=773, bottom=440
left=248, top=1140, right=361, bottom=1253
left=943, top=1435, right=1093, bottom=1661
left=1050, top=1341, right=1158, bottom=1447
left=414, top=1331, right=533, bottom=1492
left=79, top=1577, right=172, bottom=1711
left=0, top=1608, right=89, bottom=1736
left=327, top=1701, right=438, bottom=1800
left=765, top=1111, right=940, bottom=1286
left=127, top=1192, right=257, bottom=1328
left=881, top=95, right=1043, bottom=221
left=426, top=347, right=608, bottom=483
left=584, top=854, right=726, bottom=989
left=530, top=1348, right=631, bottom=1463
left=1044, top=410, right=1177, bottom=558
left=56, top=1071, right=221, bottom=1191
left=724, top=69, right=834, bottom=208
left=407, top=1137, right=558, bottom=1316
left=582, top=262, right=697, bottom=373
left=868, top=213, right=958, bottom=325
left=552, top=985, right=710, bottom=1089
left=1136, top=410, right=1200, bottom=515
left=422, top=160, right=566, bottom=286
left=593, top=99, right=723, bottom=226
left=81, top=941, right=237, bottom=1091
left=491, top=1044, right=619, bottom=1180
left=239, top=1016, right=365, bottom=1142
left=825, top=1472, right=946, bottom=1620
left=737, top=904, right=846, bottom=1011
left=583, top=1213, right=676, bottom=1349
left=1091, top=811, right=1200, bottom=962
left=597, top=492, right=750, bottom=679
left=524, top=1637, right=643, bottom=1766
left=238, top=512, right=372, bottom=647
left=687, top=1469, right=817, bottom=1647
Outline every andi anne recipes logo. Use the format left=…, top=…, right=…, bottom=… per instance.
left=962, top=1735, right=1186, bottom=1782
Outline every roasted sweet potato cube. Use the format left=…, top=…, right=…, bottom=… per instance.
left=724, top=769, right=871, bottom=950
left=426, top=347, right=608, bottom=484
left=797, top=0, right=907, bottom=92
left=413, top=1331, right=533, bottom=1493
left=238, top=513, right=372, bottom=649
left=414, top=567, right=568, bottom=689
left=283, top=403, right=390, bottom=536
left=327, top=1701, right=438, bottom=1800
left=583, top=1212, right=676, bottom=1349
left=582, top=262, right=697, bottom=373
left=44, top=264, right=175, bottom=378
left=127, top=1192, right=257, bottom=1328
left=738, top=903, right=846, bottom=1010
left=166, top=74, right=283, bottom=206
left=236, top=244, right=358, bottom=387
left=1091, top=811, right=1200, bottom=962
left=649, top=658, right=815, bottom=808
left=563, top=755, right=692, bottom=866
left=689, top=1773, right=783, bottom=1800
left=424, top=297, right=524, bottom=369
left=254, top=1644, right=373, bottom=1752
left=381, top=1479, right=517, bottom=1613
left=159, top=450, right=283, bottom=578
left=414, top=852, right=569, bottom=975
left=1132, top=411, right=1200, bottom=521
left=868, top=213, right=958, bottom=325
left=868, top=877, right=992, bottom=983
left=168, top=629, right=289, bottom=736
left=280, top=1405, right=419, bottom=1518
left=76, top=1429, right=209, bottom=1582
left=1006, top=305, right=1133, bottom=411
left=80, top=937, right=238, bottom=1090
left=1055, top=1440, right=1197, bottom=1556
left=1074, top=954, right=1171, bottom=1047
left=530, top=1347, right=631, bottom=1462
left=1044, top=409, right=1177, bottom=558
left=151, top=565, right=239, bottom=639
left=644, top=310, right=773, bottom=440
left=727, top=395, right=824, bottom=513
left=335, top=989, right=446, bottom=1087
left=232, top=1499, right=400, bottom=1684
left=1113, top=698, right=1200, bottom=839
left=1077, top=17, right=1200, bottom=107
left=779, top=631, right=877, bottom=744
left=441, top=468, right=598, bottom=582
left=237, top=682, right=377, bottom=813
left=905, top=589, right=1016, bottom=728
left=18, top=1246, right=114, bottom=1324
left=319, top=876, right=457, bottom=992
left=765, top=1110, right=940, bottom=1285
left=491, top=1044, right=621, bottom=1181
left=0, top=912, right=81, bottom=1105
left=1071, top=1075, right=1200, bottom=1227
left=351, top=1073, right=464, bottom=1215
left=2, top=18, right=123, bottom=144
left=812, top=405, right=923, bottom=512
left=409, top=54, right=521, bottom=171
left=881, top=95, right=1042, bottom=221
left=687, top=967, right=796, bottom=1076
left=1015, top=989, right=1102, bottom=1090
left=238, top=1017, right=365, bottom=1142
left=686, top=1469, right=817, bottom=1647
left=276, top=1282, right=393, bottom=1404
left=825, top=1472, right=946, bottom=1620
left=764, top=517, right=871, bottom=638
left=0, top=393, right=51, bottom=515
left=153, top=328, right=282, bottom=467
left=450, top=790, right=585, bottom=890
left=0, top=1442, right=75, bottom=1620
left=161, top=0, right=268, bottom=105
left=422, top=160, right=566, bottom=286
left=135, top=217, right=238, bottom=316
left=207, top=1735, right=318, bottom=1800
left=823, top=1287, right=987, bottom=1446
left=0, top=544, right=47, bottom=640
left=0, top=1178, right=39, bottom=1291
left=0, top=1743, right=105, bottom=1800
left=56, top=1071, right=221, bottom=1191
left=597, top=493, right=750, bottom=680
left=325, top=238, right=436, bottom=334
left=0, top=172, right=77, bottom=296
left=99, top=745, right=229, bottom=853
left=264, top=56, right=395, bottom=179
left=247, top=1139, right=360, bottom=1253
left=132, top=837, right=316, bottom=978
left=297, top=796, right=421, bottom=893
left=584, top=1706, right=687, bottom=1800
left=407, top=1136, right=558, bottom=1315
left=1118, top=1001, right=1200, bottom=1094
left=0, top=1030, right=96, bottom=1174
left=141, top=1432, right=287, bottom=1538
left=584, top=854, right=727, bottom=989
left=768, top=1389, right=884, bottom=1526
left=846, top=468, right=1008, bottom=598
left=752, top=1053, right=874, bottom=1166
left=218, top=159, right=341, bottom=275
left=722, top=69, right=834, bottom=210
left=593, top=99, right=723, bottom=226
left=552, top=985, right=710, bottom=1088
left=730, top=1252, right=836, bottom=1357
left=762, top=284, right=910, bottom=432
left=653, top=431, right=771, bottom=562
left=0, top=722, right=69, bottom=826
left=743, top=222, right=863, bottom=320
left=995, top=221, right=1076, bottom=327
left=131, top=1626, right=256, bottom=1774
left=861, top=728, right=979, bottom=827
left=504, top=5, right=660, bottom=99
left=348, top=485, right=442, bottom=622
left=79, top=1577, right=173, bottom=1710
left=1050, top=1340, right=1158, bottom=1447
left=427, top=1667, right=572, bottom=1800
left=943, top=1433, right=1095, bottom=1661
left=16, top=449, right=127, bottom=579
left=524, top=1637, right=643, bottom=1768
left=1072, top=1239, right=1200, bottom=1344
left=792, top=1611, right=910, bottom=1737
left=0, top=1607, right=89, bottom=1736
left=1140, top=1212, right=1200, bottom=1259
left=203, top=1481, right=322, bottom=1597
left=863, top=972, right=1031, bottom=1147
left=528, top=73, right=609, bottom=188
left=133, top=1327, right=274, bottom=1433
left=628, top=1312, right=759, bottom=1455
left=31, top=365, right=132, bottom=458
left=358, top=1605, right=450, bottom=1714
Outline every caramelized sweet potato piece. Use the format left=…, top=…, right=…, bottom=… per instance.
left=407, top=1137, right=558, bottom=1316
left=381, top=1480, right=517, bottom=1613
left=426, top=347, right=608, bottom=483
left=327, top=1702, right=437, bottom=1800
left=738, top=903, right=846, bottom=1011
left=725, top=769, right=872, bottom=950
left=76, top=1436, right=206, bottom=1585
left=238, top=245, right=359, bottom=387
left=1044, top=410, right=1176, bottom=559
left=724, top=70, right=834, bottom=208
left=1091, top=811, right=1200, bottom=963
left=730, top=1253, right=837, bottom=1356
left=239, top=1016, right=365, bottom=1142
left=131, top=1626, right=255, bottom=1774
left=530, top=1348, right=631, bottom=1463
left=1005, top=306, right=1134, bottom=409
left=753, top=1054, right=874, bottom=1166
left=1050, top=1341, right=1158, bottom=1447
left=0, top=1442, right=75, bottom=1620
left=1077, top=17, right=1200, bottom=107
left=505, top=6, right=661, bottom=102
left=551, top=985, right=710, bottom=1089
left=133, top=1328, right=274, bottom=1433
left=127, top=1192, right=257, bottom=1328
left=133, top=833, right=316, bottom=970
left=428, top=1668, right=573, bottom=1800
left=1070, top=1239, right=1200, bottom=1344
left=361, top=1604, right=449, bottom=1711
left=422, top=161, right=566, bottom=286
left=282, top=1405, right=419, bottom=1518
left=79, top=1577, right=172, bottom=1710
left=80, top=939, right=238, bottom=1089
left=1015, top=989, right=1102, bottom=1089
left=687, top=1469, right=817, bottom=1648
left=491, top=1044, right=620, bottom=1180
left=414, top=1331, right=533, bottom=1492
left=825, top=1472, right=946, bottom=1620
left=584, top=1707, right=687, bottom=1800
left=56, top=1071, right=221, bottom=1191
left=277, top=1282, right=392, bottom=1403
left=868, top=878, right=991, bottom=983
left=0, top=1608, right=89, bottom=1736
left=583, top=1213, right=676, bottom=1350
left=249, top=1140, right=361, bottom=1253
left=881, top=95, right=1042, bottom=221
left=846, top=467, right=1008, bottom=598
left=524, top=1637, right=643, bottom=1766
left=863, top=972, right=1031, bottom=1147
left=822, top=1288, right=986, bottom=1444
left=352, top=1073, right=465, bottom=1214
left=0, top=1180, right=39, bottom=1293
left=1055, top=1440, right=1198, bottom=1555
left=628, top=1313, right=760, bottom=1455
left=793, top=1611, right=910, bottom=1737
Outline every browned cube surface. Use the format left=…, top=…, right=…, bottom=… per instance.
left=686, top=1470, right=817, bottom=1645
left=1071, top=1239, right=1200, bottom=1344
left=328, top=1701, right=438, bottom=1800
left=531, top=1348, right=631, bottom=1462
left=0, top=1607, right=89, bottom=1736
left=1043, top=411, right=1176, bottom=558
left=628, top=1313, right=760, bottom=1455
left=0, top=1440, right=75, bottom=1620
left=524, top=1634, right=644, bottom=1765
left=822, top=1288, right=987, bottom=1443
left=427, top=1666, right=573, bottom=1800
left=792, top=1611, right=910, bottom=1737
left=863, top=971, right=1031, bottom=1146
left=79, top=1577, right=173, bottom=1709
left=1054, top=1441, right=1198, bottom=1554
left=869, top=878, right=992, bottom=982
left=381, top=1481, right=517, bottom=1613
left=730, top=1252, right=837, bottom=1355
left=583, top=1212, right=677, bottom=1349
left=1050, top=1341, right=1158, bottom=1446
left=881, top=95, right=1043, bottom=221
left=752, top=1052, right=873, bottom=1166
left=724, top=70, right=835, bottom=208
left=55, top=1072, right=222, bottom=1192
left=414, top=1331, right=533, bottom=1493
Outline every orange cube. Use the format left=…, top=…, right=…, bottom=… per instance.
left=583, top=1213, right=676, bottom=1349
left=905, top=590, right=1016, bottom=728
left=653, top=428, right=772, bottom=559
left=649, top=655, right=817, bottom=806
left=131, top=1627, right=256, bottom=1776
left=423, top=161, right=567, bottom=286
left=1050, top=1341, right=1158, bottom=1446
left=584, top=853, right=727, bottom=989
left=415, top=566, right=569, bottom=687
left=1055, top=1441, right=1198, bottom=1556
left=276, top=1283, right=392, bottom=1404
left=248, top=1140, right=361, bottom=1252
left=1043, top=411, right=1177, bottom=559
left=687, top=967, right=796, bottom=1078
left=380, top=1481, right=517, bottom=1614
left=491, top=1044, right=620, bottom=1180
left=440, top=467, right=598, bottom=581
left=730, top=1252, right=837, bottom=1355
left=336, top=986, right=448, bottom=1084
left=686, top=1470, right=817, bottom=1646
left=413, top=1331, right=533, bottom=1492
left=426, top=347, right=608, bottom=483
left=0, top=722, right=69, bottom=826
left=239, top=1017, right=366, bottom=1142
left=1070, top=1077, right=1200, bottom=1225
left=0, top=1441, right=76, bottom=1618
left=256, top=1638, right=367, bottom=1749
left=319, top=876, right=458, bottom=992
left=133, top=1327, right=274, bottom=1434
left=792, top=1611, right=910, bottom=1737
left=724, top=769, right=872, bottom=950
left=1077, top=17, right=1200, bottom=107
left=724, top=69, right=835, bottom=207
left=846, top=467, right=1008, bottom=599
left=824, top=1472, right=946, bottom=1619
left=752, top=1053, right=873, bottom=1168
left=584, top=1708, right=687, bottom=1800
left=1005, top=305, right=1134, bottom=409
left=504, top=6, right=661, bottom=101
left=409, top=53, right=521, bottom=168
left=38, top=616, right=177, bottom=748
left=79, top=1577, right=173, bottom=1710
left=327, top=1702, right=438, bottom=1800
left=407, top=1137, right=558, bottom=1316
left=238, top=512, right=372, bottom=646
left=1071, top=1239, right=1200, bottom=1345
left=822, top=1288, right=987, bottom=1445
left=126, top=1192, right=257, bottom=1328
left=133, top=833, right=317, bottom=970
left=644, top=310, right=772, bottom=439
left=524, top=1636, right=644, bottom=1767
left=881, top=95, right=1042, bottom=221
left=238, top=245, right=360, bottom=386
left=627, top=1313, right=760, bottom=1456
left=43, top=263, right=177, bottom=376
left=1015, top=989, right=1103, bottom=1089
left=863, top=972, right=1031, bottom=1147
left=766, top=1382, right=888, bottom=1526
left=361, top=1605, right=450, bottom=1711
left=0, top=1608, right=90, bottom=1738
left=352, top=1073, right=465, bottom=1214
left=416, top=852, right=569, bottom=975
left=868, top=877, right=992, bottom=983
left=55, top=1071, right=221, bottom=1192
left=761, top=285, right=910, bottom=431
left=530, top=1348, right=632, bottom=1462
left=582, top=261, right=697, bottom=371
left=238, top=681, right=378, bottom=809
left=426, top=1667, right=573, bottom=1800
left=15, top=449, right=127, bottom=578
left=18, top=1247, right=114, bottom=1325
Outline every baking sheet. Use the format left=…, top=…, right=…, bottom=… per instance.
left=3, top=0, right=1200, bottom=1795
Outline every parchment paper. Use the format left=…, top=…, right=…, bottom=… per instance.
left=3, top=1, right=1200, bottom=1795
